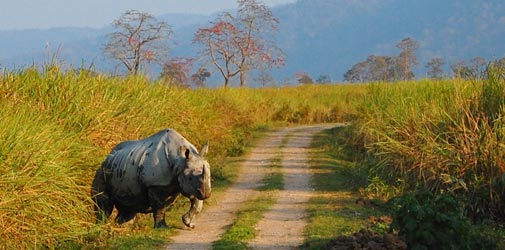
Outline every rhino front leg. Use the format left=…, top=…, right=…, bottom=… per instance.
left=182, top=197, right=203, bottom=228
left=148, top=186, right=180, bottom=228
left=116, top=211, right=136, bottom=224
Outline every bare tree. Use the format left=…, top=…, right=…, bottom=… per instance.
left=193, top=0, right=283, bottom=87
left=104, top=10, right=173, bottom=75
left=235, top=0, right=284, bottom=86
left=194, top=14, right=240, bottom=87
left=255, top=71, right=275, bottom=86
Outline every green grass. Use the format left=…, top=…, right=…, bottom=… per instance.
left=302, top=126, right=387, bottom=250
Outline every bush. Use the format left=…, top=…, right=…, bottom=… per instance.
left=390, top=190, right=496, bottom=250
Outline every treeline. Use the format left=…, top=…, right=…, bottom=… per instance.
left=343, top=37, right=505, bottom=82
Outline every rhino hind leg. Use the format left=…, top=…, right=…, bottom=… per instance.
left=153, top=207, right=169, bottom=228
left=91, top=168, right=113, bottom=223
left=182, top=198, right=203, bottom=228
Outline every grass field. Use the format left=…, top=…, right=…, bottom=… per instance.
left=1, top=64, right=504, bottom=249
left=0, top=65, right=363, bottom=249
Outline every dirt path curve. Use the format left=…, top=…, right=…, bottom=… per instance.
left=165, top=125, right=336, bottom=250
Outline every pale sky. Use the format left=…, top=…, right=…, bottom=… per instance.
left=0, top=0, right=296, bottom=30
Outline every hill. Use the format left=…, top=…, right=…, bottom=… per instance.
left=274, top=0, right=505, bottom=81
left=1, top=0, right=504, bottom=84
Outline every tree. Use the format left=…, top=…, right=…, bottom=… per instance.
left=367, top=55, right=395, bottom=82
left=191, top=67, right=211, bottom=88
left=255, top=71, right=275, bottom=86
left=160, top=57, right=193, bottom=87
left=470, top=57, right=487, bottom=79
left=194, top=15, right=240, bottom=87
left=296, top=71, right=314, bottom=84
left=344, top=61, right=368, bottom=82
left=193, top=0, right=283, bottom=87
left=425, top=57, right=445, bottom=79
left=235, top=0, right=284, bottom=86
left=396, top=37, right=419, bottom=80
left=343, top=55, right=398, bottom=82
left=104, top=10, right=172, bottom=76
left=316, top=74, right=332, bottom=83
left=451, top=61, right=473, bottom=79
left=344, top=38, right=419, bottom=82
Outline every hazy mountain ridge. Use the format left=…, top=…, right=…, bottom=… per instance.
left=1, top=0, right=504, bottom=83
left=274, top=0, right=505, bottom=80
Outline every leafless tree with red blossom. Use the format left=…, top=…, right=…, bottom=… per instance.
left=193, top=0, right=284, bottom=87
left=104, top=10, right=173, bottom=76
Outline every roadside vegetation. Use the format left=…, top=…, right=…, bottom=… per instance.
left=303, top=126, right=379, bottom=249
left=342, top=65, right=505, bottom=249
left=353, top=66, right=505, bottom=221
left=1, top=62, right=505, bottom=249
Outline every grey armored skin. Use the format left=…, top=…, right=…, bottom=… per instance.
left=91, top=129, right=211, bottom=228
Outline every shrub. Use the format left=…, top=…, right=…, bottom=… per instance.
left=390, top=190, right=496, bottom=250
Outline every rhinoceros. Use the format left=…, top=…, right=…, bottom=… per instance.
left=91, top=128, right=211, bottom=228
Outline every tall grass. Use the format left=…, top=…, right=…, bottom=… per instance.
left=0, top=65, right=361, bottom=249
left=352, top=68, right=505, bottom=220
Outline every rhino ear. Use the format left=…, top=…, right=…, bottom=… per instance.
left=200, top=142, right=209, bottom=157
left=180, top=146, right=191, bottom=160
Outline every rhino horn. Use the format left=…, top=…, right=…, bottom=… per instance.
left=201, top=165, right=212, bottom=199
left=200, top=142, right=209, bottom=157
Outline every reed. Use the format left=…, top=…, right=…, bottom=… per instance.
left=352, top=70, right=505, bottom=220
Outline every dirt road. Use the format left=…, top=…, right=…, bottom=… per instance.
left=165, top=125, right=337, bottom=250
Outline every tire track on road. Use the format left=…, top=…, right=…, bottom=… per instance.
left=248, top=125, right=335, bottom=250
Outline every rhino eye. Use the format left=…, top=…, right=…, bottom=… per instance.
left=189, top=176, right=193, bottom=181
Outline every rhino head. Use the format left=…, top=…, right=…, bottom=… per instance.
left=178, top=143, right=211, bottom=200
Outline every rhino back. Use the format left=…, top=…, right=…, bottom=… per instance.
left=103, top=129, right=196, bottom=196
